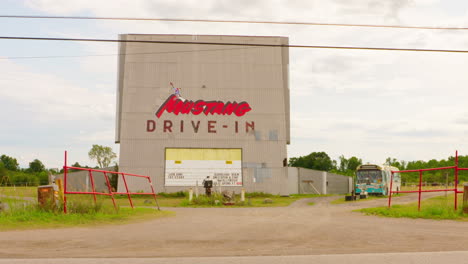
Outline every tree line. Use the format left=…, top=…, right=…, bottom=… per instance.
left=0, top=145, right=117, bottom=186
left=289, top=152, right=468, bottom=183
left=0, top=154, right=51, bottom=186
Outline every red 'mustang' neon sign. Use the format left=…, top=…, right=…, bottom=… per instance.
left=155, top=95, right=252, bottom=118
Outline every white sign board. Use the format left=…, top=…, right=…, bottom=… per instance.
left=165, top=148, right=243, bottom=186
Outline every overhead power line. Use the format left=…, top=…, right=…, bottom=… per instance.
left=1, top=36, right=468, bottom=54
left=0, top=46, right=254, bottom=60
left=1, top=15, right=468, bottom=30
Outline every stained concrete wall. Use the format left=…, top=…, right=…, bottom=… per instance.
left=55, top=167, right=116, bottom=193
left=289, top=167, right=351, bottom=195
left=327, top=172, right=352, bottom=194
left=287, top=167, right=299, bottom=194
left=116, top=34, right=290, bottom=194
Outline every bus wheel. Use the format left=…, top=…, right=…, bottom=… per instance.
left=386, top=187, right=389, bottom=196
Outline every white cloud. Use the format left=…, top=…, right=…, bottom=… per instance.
left=0, top=59, right=114, bottom=121
left=76, top=129, right=115, bottom=142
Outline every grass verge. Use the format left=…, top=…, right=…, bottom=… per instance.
left=178, top=193, right=335, bottom=207
left=0, top=186, right=334, bottom=208
left=179, top=195, right=298, bottom=207
left=358, top=194, right=467, bottom=220
left=0, top=196, right=173, bottom=231
left=0, top=186, right=36, bottom=197
left=331, top=194, right=399, bottom=205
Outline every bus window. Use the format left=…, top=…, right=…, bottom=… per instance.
left=356, top=170, right=382, bottom=184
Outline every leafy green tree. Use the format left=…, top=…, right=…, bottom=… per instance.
left=0, top=154, right=19, bottom=171
left=28, top=159, right=45, bottom=173
left=38, top=171, right=49, bottom=185
left=88, top=145, right=117, bottom=168
left=10, top=171, right=39, bottom=186
left=347, top=156, right=362, bottom=171
left=0, top=162, right=7, bottom=177
left=385, top=157, right=405, bottom=169
left=338, top=155, right=348, bottom=172
left=110, top=163, right=119, bottom=191
left=70, top=162, right=84, bottom=172
left=289, top=152, right=335, bottom=171
left=337, top=155, right=362, bottom=172
left=333, top=155, right=362, bottom=176
left=288, top=157, right=299, bottom=167
left=0, top=162, right=9, bottom=185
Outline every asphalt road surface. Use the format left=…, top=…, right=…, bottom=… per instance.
left=2, top=251, right=468, bottom=264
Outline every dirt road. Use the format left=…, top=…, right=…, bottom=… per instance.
left=1, top=193, right=467, bottom=258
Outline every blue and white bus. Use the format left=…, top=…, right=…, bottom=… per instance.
left=355, top=164, right=401, bottom=196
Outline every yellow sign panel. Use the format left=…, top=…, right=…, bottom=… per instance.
left=166, top=148, right=241, bottom=161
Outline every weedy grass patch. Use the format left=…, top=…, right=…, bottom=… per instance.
left=178, top=193, right=332, bottom=207
left=0, top=194, right=172, bottom=231
left=331, top=194, right=402, bottom=205
left=0, top=186, right=36, bottom=198
left=358, top=194, right=467, bottom=220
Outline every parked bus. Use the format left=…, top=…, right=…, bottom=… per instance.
left=355, top=164, right=401, bottom=196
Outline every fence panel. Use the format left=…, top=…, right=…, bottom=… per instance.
left=63, top=151, right=159, bottom=213
left=388, top=151, right=463, bottom=211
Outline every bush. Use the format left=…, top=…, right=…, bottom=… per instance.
left=245, top=192, right=274, bottom=198
left=157, top=191, right=187, bottom=198
left=67, top=200, right=108, bottom=214
left=183, top=193, right=226, bottom=206
left=9, top=171, right=40, bottom=186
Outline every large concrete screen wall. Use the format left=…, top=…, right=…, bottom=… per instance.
left=116, top=34, right=290, bottom=194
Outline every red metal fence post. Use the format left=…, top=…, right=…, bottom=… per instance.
left=418, top=170, right=422, bottom=211
left=103, top=172, right=118, bottom=212
left=121, top=173, right=134, bottom=209
left=463, top=183, right=468, bottom=214
left=63, top=151, right=68, bottom=214
left=88, top=170, right=97, bottom=206
left=388, top=171, right=394, bottom=208
left=455, top=150, right=459, bottom=211
left=147, top=176, right=160, bottom=211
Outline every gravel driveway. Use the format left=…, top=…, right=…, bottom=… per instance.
left=0, top=192, right=466, bottom=258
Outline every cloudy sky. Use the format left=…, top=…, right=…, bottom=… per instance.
left=1, top=0, right=468, bottom=168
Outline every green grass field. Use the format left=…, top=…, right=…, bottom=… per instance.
left=114, top=193, right=331, bottom=208
left=1, top=187, right=330, bottom=208
left=0, top=186, right=36, bottom=197
left=0, top=187, right=332, bottom=231
left=358, top=194, right=467, bottom=220
left=0, top=196, right=172, bottom=231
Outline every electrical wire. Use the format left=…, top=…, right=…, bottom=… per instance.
left=0, top=46, right=256, bottom=60
left=1, top=36, right=468, bottom=54
left=1, top=15, right=468, bottom=30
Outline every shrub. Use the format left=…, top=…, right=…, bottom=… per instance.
left=245, top=192, right=274, bottom=198
left=186, top=193, right=226, bottom=206
left=67, top=200, right=108, bottom=214
left=157, top=191, right=187, bottom=198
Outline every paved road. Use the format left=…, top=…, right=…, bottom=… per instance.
left=0, top=193, right=467, bottom=258
left=2, top=251, right=468, bottom=264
